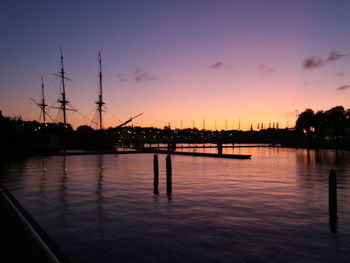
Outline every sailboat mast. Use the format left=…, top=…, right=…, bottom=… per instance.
left=96, top=51, right=105, bottom=130
left=40, top=75, right=47, bottom=123
left=58, top=46, right=68, bottom=125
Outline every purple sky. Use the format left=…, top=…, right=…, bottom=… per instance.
left=1, top=0, right=350, bottom=129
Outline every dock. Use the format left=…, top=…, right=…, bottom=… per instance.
left=2, top=149, right=252, bottom=159
left=147, top=150, right=251, bottom=159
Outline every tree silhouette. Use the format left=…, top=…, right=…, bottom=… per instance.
left=296, top=106, right=350, bottom=140
left=296, top=108, right=314, bottom=134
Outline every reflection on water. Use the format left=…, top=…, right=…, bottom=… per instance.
left=39, top=157, right=47, bottom=194
left=96, top=154, right=104, bottom=199
left=0, top=147, right=350, bottom=263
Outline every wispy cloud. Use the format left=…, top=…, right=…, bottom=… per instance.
left=303, top=56, right=323, bottom=69
left=327, top=51, right=347, bottom=62
left=257, top=64, right=274, bottom=74
left=335, top=72, right=344, bottom=78
left=135, top=67, right=157, bottom=82
left=209, top=61, right=224, bottom=69
left=117, top=67, right=157, bottom=82
left=336, top=85, right=350, bottom=91
left=303, top=51, right=347, bottom=69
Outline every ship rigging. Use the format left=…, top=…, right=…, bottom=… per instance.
left=31, top=48, right=143, bottom=129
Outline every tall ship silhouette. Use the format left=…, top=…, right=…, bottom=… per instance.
left=31, top=48, right=143, bottom=129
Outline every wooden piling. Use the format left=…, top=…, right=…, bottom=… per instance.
left=153, top=154, right=159, bottom=194
left=166, top=154, right=172, bottom=194
left=217, top=143, right=223, bottom=155
left=329, top=170, right=337, bottom=219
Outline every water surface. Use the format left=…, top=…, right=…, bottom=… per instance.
left=1, top=147, right=350, bottom=262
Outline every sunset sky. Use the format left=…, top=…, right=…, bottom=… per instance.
left=1, top=0, right=350, bottom=130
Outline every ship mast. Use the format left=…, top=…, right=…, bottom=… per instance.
left=57, top=46, right=69, bottom=126
left=40, top=75, right=47, bottom=123
left=96, top=51, right=105, bottom=130
left=52, top=47, right=76, bottom=126
left=30, top=75, right=48, bottom=124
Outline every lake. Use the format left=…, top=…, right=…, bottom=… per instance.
left=1, top=147, right=350, bottom=262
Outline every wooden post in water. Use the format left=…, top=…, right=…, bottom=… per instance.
left=153, top=154, right=159, bottom=194
left=217, top=143, right=223, bottom=155
left=166, top=154, right=172, bottom=195
left=329, top=170, right=337, bottom=219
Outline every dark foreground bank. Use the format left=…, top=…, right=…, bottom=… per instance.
left=0, top=184, right=71, bottom=263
